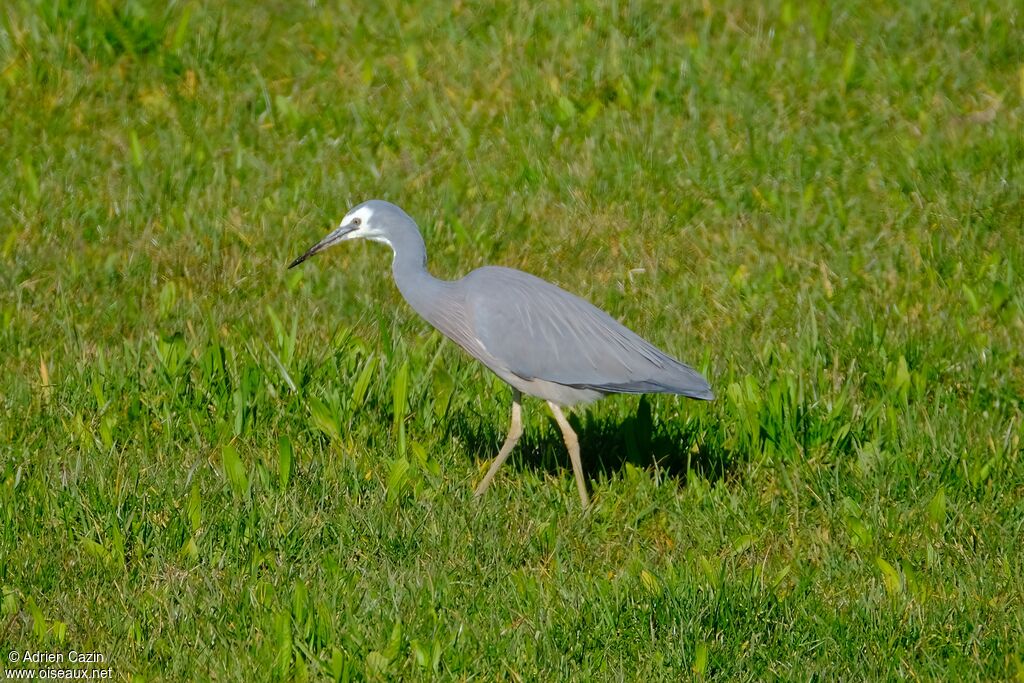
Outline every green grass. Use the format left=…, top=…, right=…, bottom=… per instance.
left=1, top=0, right=1023, bottom=679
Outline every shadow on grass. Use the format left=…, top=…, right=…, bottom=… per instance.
left=449, top=395, right=734, bottom=492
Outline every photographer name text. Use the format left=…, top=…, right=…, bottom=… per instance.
left=8, top=651, right=106, bottom=665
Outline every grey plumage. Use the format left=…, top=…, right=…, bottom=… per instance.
left=289, top=199, right=713, bottom=507
left=464, top=267, right=713, bottom=399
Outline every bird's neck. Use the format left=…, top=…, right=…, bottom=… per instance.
left=388, top=228, right=455, bottom=325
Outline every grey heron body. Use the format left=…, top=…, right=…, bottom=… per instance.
left=290, top=200, right=712, bottom=507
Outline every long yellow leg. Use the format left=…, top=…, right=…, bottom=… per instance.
left=474, top=390, right=523, bottom=497
left=547, top=401, right=590, bottom=508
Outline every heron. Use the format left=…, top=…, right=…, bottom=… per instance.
left=289, top=200, right=713, bottom=507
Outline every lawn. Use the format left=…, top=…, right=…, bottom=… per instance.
left=1, top=0, right=1022, bottom=679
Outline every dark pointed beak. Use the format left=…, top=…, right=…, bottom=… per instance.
left=288, top=223, right=358, bottom=269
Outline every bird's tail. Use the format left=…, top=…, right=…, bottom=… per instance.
left=569, top=363, right=714, bottom=401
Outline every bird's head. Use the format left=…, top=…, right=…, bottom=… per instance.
left=288, top=199, right=412, bottom=268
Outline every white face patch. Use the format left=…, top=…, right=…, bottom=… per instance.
left=344, top=205, right=375, bottom=227
left=340, top=205, right=390, bottom=246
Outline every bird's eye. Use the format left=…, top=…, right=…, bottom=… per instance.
left=352, top=218, right=362, bottom=226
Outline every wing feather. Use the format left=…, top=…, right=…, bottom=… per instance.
left=463, top=267, right=713, bottom=399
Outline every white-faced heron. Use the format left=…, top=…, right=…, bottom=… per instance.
left=289, top=200, right=713, bottom=507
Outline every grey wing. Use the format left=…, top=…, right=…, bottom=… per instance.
left=463, top=267, right=713, bottom=399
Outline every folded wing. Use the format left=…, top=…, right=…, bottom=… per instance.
left=463, top=267, right=713, bottom=400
